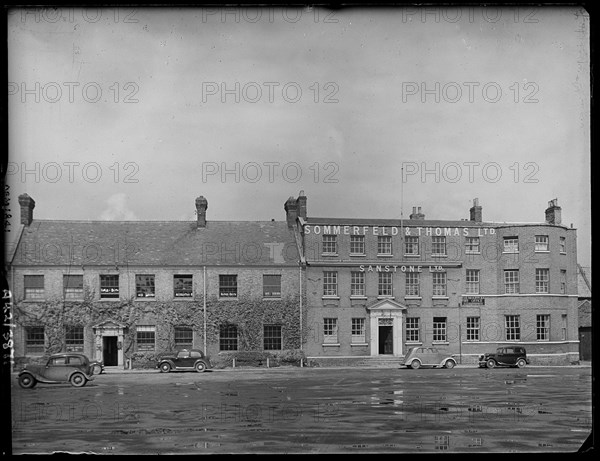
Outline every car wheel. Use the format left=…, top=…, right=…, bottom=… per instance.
left=195, top=361, right=207, bottom=373
left=160, top=362, right=171, bottom=373
left=516, top=359, right=527, bottom=368
left=70, top=372, right=87, bottom=387
left=18, top=373, right=37, bottom=389
left=445, top=360, right=456, bottom=369
left=486, top=359, right=496, bottom=369
left=410, top=360, right=421, bottom=369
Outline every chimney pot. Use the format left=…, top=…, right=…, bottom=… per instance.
left=18, top=193, right=35, bottom=226
left=284, top=196, right=298, bottom=228
left=409, top=206, right=425, bottom=220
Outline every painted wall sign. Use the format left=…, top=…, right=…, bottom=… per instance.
left=304, top=225, right=495, bottom=237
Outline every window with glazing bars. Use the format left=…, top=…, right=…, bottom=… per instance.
left=323, top=271, right=338, bottom=296
left=63, top=275, right=83, bottom=300
left=264, top=324, right=282, bottom=350
left=350, top=271, right=365, bottom=296
left=24, top=275, right=44, bottom=300
left=65, top=325, right=84, bottom=352
left=322, top=234, right=337, bottom=254
left=378, top=272, right=393, bottom=296
left=350, top=235, right=365, bottom=254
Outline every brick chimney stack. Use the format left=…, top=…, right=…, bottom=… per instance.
left=409, top=206, right=425, bottom=220
left=195, top=196, right=208, bottom=228
left=18, top=193, right=35, bottom=226
left=296, top=191, right=307, bottom=219
left=545, top=199, right=561, bottom=225
left=284, top=196, right=298, bottom=228
left=470, top=198, right=482, bottom=222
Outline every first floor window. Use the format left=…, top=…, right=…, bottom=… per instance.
left=405, top=236, right=419, bottom=256
left=65, top=325, right=84, bottom=352
left=503, top=237, right=519, bottom=253
left=378, top=236, right=392, bottom=255
left=100, top=274, right=119, bottom=299
left=136, top=275, right=155, bottom=298
left=64, top=275, right=83, bottom=300
left=433, top=317, right=447, bottom=342
left=323, top=318, right=338, bottom=344
left=504, top=270, right=520, bottom=294
left=536, top=268, right=549, bottom=293
left=559, top=237, right=566, bottom=253
left=466, top=317, right=480, bottom=341
left=263, top=275, right=282, bottom=298
left=351, top=318, right=365, bottom=343
left=561, top=314, right=568, bottom=340
left=432, top=272, right=447, bottom=297
left=405, top=272, right=420, bottom=296
left=174, top=274, right=193, bottom=298
left=24, top=275, right=44, bottom=300
left=174, top=326, right=193, bottom=348
left=465, top=237, right=480, bottom=254
left=351, top=271, right=365, bottom=296
left=322, top=234, right=337, bottom=254
left=378, top=272, right=393, bottom=296
left=350, top=235, right=365, bottom=255
left=136, top=325, right=156, bottom=351
left=406, top=317, right=420, bottom=342
left=560, top=270, right=567, bottom=294
left=264, top=325, right=282, bottom=350
left=25, top=326, right=44, bottom=354
left=323, top=271, right=338, bottom=296
left=505, top=315, right=520, bottom=341
left=219, top=274, right=237, bottom=298
left=536, top=315, right=550, bottom=341
left=432, top=236, right=446, bottom=256
left=535, top=235, right=549, bottom=252
left=465, top=269, right=480, bottom=294
left=219, top=324, right=238, bottom=351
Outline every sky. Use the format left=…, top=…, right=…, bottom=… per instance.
left=4, top=6, right=591, bottom=267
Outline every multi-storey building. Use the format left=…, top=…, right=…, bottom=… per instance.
left=8, top=193, right=302, bottom=368
left=286, top=193, right=580, bottom=365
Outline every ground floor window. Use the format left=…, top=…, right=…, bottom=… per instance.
left=174, top=326, right=193, bottom=348
left=406, top=317, right=420, bottom=342
left=136, top=325, right=156, bottom=351
left=220, top=324, right=238, bottom=351
left=263, top=324, right=282, bottom=350
left=25, top=326, right=44, bottom=354
left=351, top=318, right=365, bottom=343
left=466, top=317, right=480, bottom=341
left=432, top=317, right=447, bottom=342
left=323, top=318, right=338, bottom=344
left=65, top=325, right=84, bottom=352
left=536, top=315, right=550, bottom=341
left=505, top=315, right=520, bottom=341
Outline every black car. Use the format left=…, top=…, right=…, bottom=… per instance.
left=17, top=353, right=96, bottom=388
left=478, top=346, right=530, bottom=368
left=157, top=349, right=212, bottom=373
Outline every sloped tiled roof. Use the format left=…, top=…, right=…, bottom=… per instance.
left=10, top=220, right=299, bottom=267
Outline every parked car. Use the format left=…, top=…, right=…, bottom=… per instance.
left=89, top=359, right=105, bottom=375
left=403, top=346, right=457, bottom=369
left=478, top=346, right=530, bottom=368
left=17, top=353, right=96, bottom=388
left=157, top=349, right=212, bottom=373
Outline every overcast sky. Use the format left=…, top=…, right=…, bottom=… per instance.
left=5, top=6, right=591, bottom=267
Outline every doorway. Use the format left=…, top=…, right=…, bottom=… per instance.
left=378, top=326, right=393, bottom=355
left=103, top=336, right=118, bottom=366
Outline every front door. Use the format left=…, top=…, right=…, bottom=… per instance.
left=378, top=326, right=393, bottom=355
left=103, top=336, right=118, bottom=366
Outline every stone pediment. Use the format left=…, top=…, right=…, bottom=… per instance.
left=366, top=298, right=408, bottom=311
left=92, top=319, right=128, bottom=331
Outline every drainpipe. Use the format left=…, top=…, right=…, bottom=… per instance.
left=203, top=266, right=207, bottom=353
left=299, top=264, right=303, bottom=367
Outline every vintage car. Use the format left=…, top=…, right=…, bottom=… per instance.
left=157, top=349, right=212, bottom=373
left=478, top=346, right=530, bottom=368
left=403, top=346, right=457, bottom=369
left=17, top=353, right=96, bottom=388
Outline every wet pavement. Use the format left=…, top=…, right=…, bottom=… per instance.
left=9, top=365, right=592, bottom=454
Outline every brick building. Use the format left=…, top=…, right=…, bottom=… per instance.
left=8, top=194, right=303, bottom=368
left=286, top=194, right=580, bottom=365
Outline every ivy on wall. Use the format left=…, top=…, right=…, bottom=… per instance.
left=14, top=286, right=308, bottom=367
